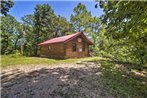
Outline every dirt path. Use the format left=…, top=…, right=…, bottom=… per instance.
left=1, top=62, right=114, bottom=98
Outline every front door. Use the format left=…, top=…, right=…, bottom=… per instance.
left=77, top=44, right=83, bottom=57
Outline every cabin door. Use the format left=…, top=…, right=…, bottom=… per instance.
left=78, top=44, right=83, bottom=57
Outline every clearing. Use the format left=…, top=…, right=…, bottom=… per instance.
left=1, top=55, right=147, bottom=98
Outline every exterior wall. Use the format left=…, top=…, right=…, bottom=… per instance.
left=40, top=43, right=65, bottom=59
left=39, top=36, right=90, bottom=59
left=65, top=36, right=89, bottom=58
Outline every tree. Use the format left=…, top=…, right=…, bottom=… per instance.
left=33, top=4, right=56, bottom=55
left=21, top=14, right=34, bottom=26
left=87, top=16, right=100, bottom=54
left=70, top=3, right=92, bottom=32
left=20, top=14, right=34, bottom=55
left=1, top=15, right=20, bottom=54
left=0, top=0, right=14, bottom=15
left=71, top=3, right=101, bottom=55
left=52, top=15, right=73, bottom=37
left=33, top=4, right=74, bottom=56
left=99, top=1, right=147, bottom=65
left=18, top=4, right=74, bottom=56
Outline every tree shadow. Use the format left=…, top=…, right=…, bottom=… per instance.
left=96, top=59, right=147, bottom=81
left=94, top=59, right=147, bottom=98
left=1, top=65, right=112, bottom=98
left=2, top=59, right=147, bottom=98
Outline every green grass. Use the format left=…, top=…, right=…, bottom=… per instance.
left=1, top=54, right=102, bottom=68
left=98, top=60, right=147, bottom=98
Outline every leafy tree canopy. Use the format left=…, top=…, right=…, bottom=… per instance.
left=98, top=1, right=147, bottom=65
left=70, top=3, right=92, bottom=32
left=1, top=15, right=21, bottom=54
left=0, top=0, right=14, bottom=16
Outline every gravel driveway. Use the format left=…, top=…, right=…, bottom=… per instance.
left=1, top=62, right=114, bottom=98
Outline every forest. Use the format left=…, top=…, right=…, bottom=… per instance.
left=1, top=1, right=147, bottom=98
left=1, top=1, right=147, bottom=67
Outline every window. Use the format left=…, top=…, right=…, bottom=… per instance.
left=79, top=47, right=82, bottom=52
left=77, top=38, right=82, bottom=42
left=48, top=45, right=51, bottom=50
left=72, top=43, right=76, bottom=52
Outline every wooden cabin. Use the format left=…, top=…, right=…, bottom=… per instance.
left=38, top=32, right=93, bottom=59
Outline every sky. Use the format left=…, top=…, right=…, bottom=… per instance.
left=9, top=0, right=103, bottom=22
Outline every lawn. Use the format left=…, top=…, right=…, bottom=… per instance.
left=1, top=54, right=102, bottom=68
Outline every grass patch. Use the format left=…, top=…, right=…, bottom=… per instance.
left=1, top=54, right=102, bottom=68
left=98, top=60, right=147, bottom=98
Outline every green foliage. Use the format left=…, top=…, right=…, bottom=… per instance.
left=33, top=4, right=73, bottom=55
left=1, top=15, right=21, bottom=54
left=21, top=14, right=34, bottom=26
left=1, top=2, right=147, bottom=97
left=33, top=4, right=55, bottom=55
left=18, top=4, right=73, bottom=56
left=71, top=3, right=101, bottom=55
left=70, top=3, right=92, bottom=32
left=0, top=0, right=14, bottom=15
left=51, top=15, right=73, bottom=37
left=1, top=3, right=73, bottom=56
left=2, top=1, right=146, bottom=69
left=98, top=1, right=147, bottom=66
left=20, top=14, right=35, bottom=56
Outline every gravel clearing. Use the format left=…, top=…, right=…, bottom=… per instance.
left=1, top=62, right=114, bottom=98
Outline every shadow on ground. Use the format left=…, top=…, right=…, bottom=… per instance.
left=1, top=64, right=112, bottom=98
left=95, top=59, right=147, bottom=98
left=2, top=60, right=147, bottom=98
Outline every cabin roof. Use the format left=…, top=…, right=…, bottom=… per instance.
left=38, top=32, right=93, bottom=46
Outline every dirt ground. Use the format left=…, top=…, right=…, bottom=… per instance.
left=1, top=62, right=114, bottom=98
